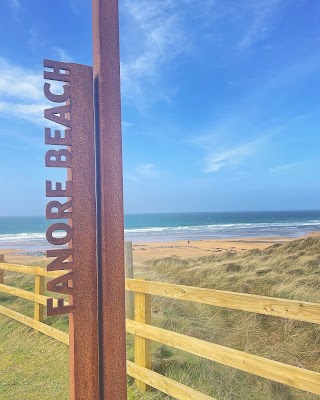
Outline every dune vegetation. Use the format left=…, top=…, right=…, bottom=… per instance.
left=1, top=236, right=320, bottom=399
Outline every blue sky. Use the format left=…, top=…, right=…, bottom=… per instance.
left=0, top=0, right=319, bottom=216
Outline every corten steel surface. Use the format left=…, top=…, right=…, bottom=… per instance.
left=44, top=61, right=99, bottom=400
left=68, top=64, right=99, bottom=400
left=92, top=0, right=128, bottom=399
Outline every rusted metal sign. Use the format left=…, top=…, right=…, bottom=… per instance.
left=44, top=60, right=99, bottom=399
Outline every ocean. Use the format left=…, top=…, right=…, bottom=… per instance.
left=0, top=210, right=320, bottom=251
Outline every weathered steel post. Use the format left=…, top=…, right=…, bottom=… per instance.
left=92, top=0, right=128, bottom=399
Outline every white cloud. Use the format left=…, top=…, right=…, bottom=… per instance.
left=238, top=0, right=282, bottom=49
left=0, top=101, right=47, bottom=125
left=9, top=0, right=20, bottom=10
left=52, top=47, right=73, bottom=63
left=68, top=0, right=79, bottom=15
left=121, top=0, right=189, bottom=104
left=204, top=139, right=262, bottom=173
left=190, top=121, right=284, bottom=174
left=122, top=121, right=133, bottom=130
left=0, top=58, right=43, bottom=101
left=28, top=28, right=41, bottom=50
left=8, top=0, right=21, bottom=20
left=269, top=162, right=300, bottom=175
left=120, top=0, right=220, bottom=107
left=128, top=163, right=157, bottom=182
left=0, top=58, right=46, bottom=124
left=136, top=163, right=156, bottom=176
left=0, top=58, right=69, bottom=125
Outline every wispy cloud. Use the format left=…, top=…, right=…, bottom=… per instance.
left=203, top=137, right=264, bottom=173
left=128, top=163, right=157, bottom=182
left=122, top=121, right=133, bottom=130
left=26, top=27, right=74, bottom=62
left=136, top=163, right=156, bottom=176
left=120, top=0, right=219, bottom=108
left=8, top=0, right=21, bottom=21
left=9, top=0, right=20, bottom=10
left=238, top=0, right=282, bottom=49
left=52, top=47, right=73, bottom=63
left=189, top=117, right=288, bottom=174
left=68, top=0, right=79, bottom=15
left=0, top=58, right=42, bottom=101
left=269, top=162, right=301, bottom=175
left=0, top=101, right=47, bottom=125
left=0, top=58, right=56, bottom=125
left=28, top=28, right=41, bottom=50
left=121, top=0, right=188, bottom=106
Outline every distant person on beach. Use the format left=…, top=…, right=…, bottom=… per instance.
left=188, top=240, right=190, bottom=245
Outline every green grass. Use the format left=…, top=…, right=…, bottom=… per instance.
left=0, top=315, right=69, bottom=400
left=1, top=236, right=320, bottom=399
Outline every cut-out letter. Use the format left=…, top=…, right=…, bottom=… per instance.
left=45, top=128, right=72, bottom=146
left=44, top=82, right=70, bottom=103
left=47, top=248, right=74, bottom=272
left=44, top=59, right=70, bottom=82
left=44, top=105, right=71, bottom=127
left=46, top=200, right=72, bottom=219
left=46, top=181, right=73, bottom=197
left=46, top=223, right=73, bottom=246
left=47, top=298, right=74, bottom=316
left=47, top=271, right=74, bottom=295
left=45, top=149, right=71, bottom=168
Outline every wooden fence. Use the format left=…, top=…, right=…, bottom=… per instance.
left=1, top=255, right=320, bottom=399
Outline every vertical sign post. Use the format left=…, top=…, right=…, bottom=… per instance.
left=44, top=61, right=99, bottom=399
left=92, top=0, right=128, bottom=399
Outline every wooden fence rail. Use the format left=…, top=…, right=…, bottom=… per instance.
left=0, top=259, right=320, bottom=399
left=126, top=278, right=320, bottom=325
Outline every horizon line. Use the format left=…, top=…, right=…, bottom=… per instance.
left=1, top=209, right=320, bottom=218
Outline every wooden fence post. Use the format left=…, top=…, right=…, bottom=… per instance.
left=0, top=255, right=4, bottom=284
left=34, top=275, right=44, bottom=324
left=134, top=284, right=152, bottom=392
left=125, top=241, right=134, bottom=319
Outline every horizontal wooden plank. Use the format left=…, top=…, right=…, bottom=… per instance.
left=126, top=320, right=320, bottom=395
left=0, top=263, right=63, bottom=278
left=0, top=283, right=64, bottom=308
left=127, top=361, right=214, bottom=400
left=0, top=283, right=48, bottom=305
left=0, top=304, right=69, bottom=345
left=126, top=279, right=320, bottom=325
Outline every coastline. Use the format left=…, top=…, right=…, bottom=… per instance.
left=1, top=232, right=319, bottom=265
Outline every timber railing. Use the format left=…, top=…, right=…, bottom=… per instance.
left=1, top=256, right=320, bottom=399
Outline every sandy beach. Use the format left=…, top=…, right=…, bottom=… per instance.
left=1, top=234, right=318, bottom=265
left=130, top=236, right=298, bottom=263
